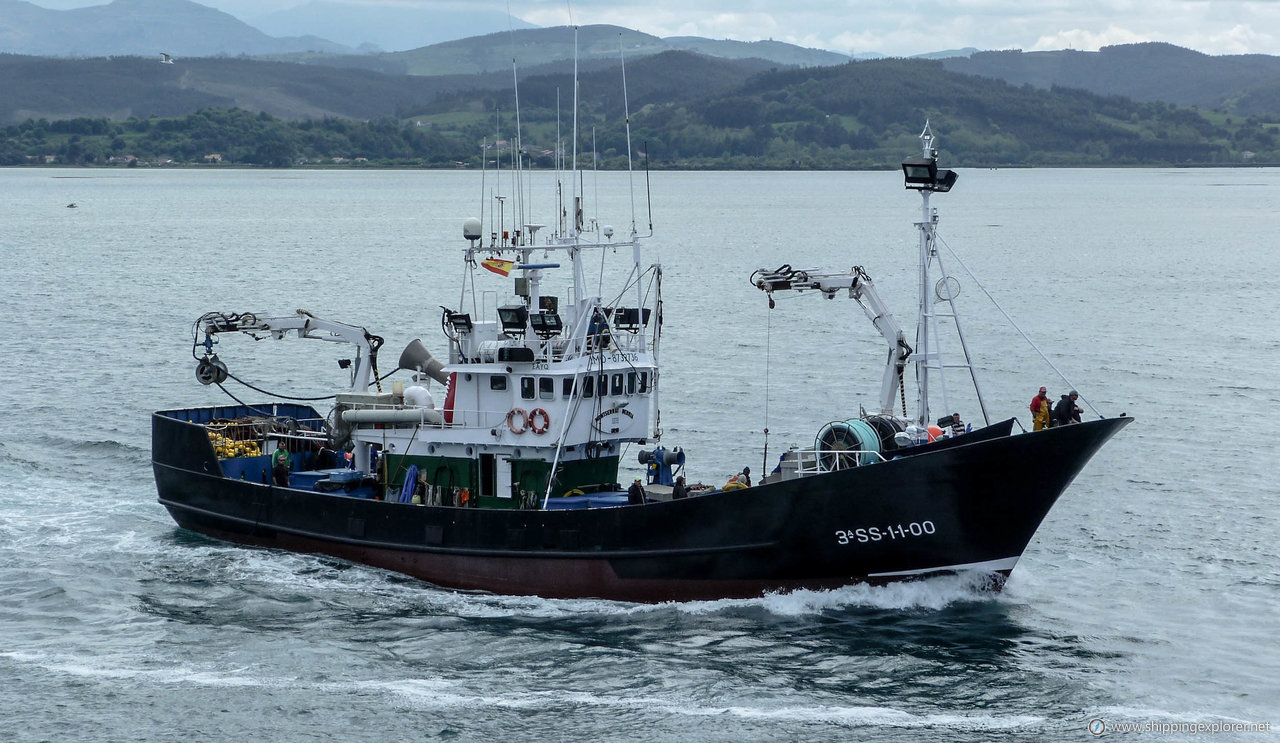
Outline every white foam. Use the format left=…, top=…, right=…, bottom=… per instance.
left=2, top=651, right=1041, bottom=732
left=341, top=570, right=997, bottom=620
left=375, top=679, right=1044, bottom=731
left=143, top=546, right=1002, bottom=619
left=0, top=650, right=270, bottom=689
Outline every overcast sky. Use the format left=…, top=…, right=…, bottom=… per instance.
left=28, top=0, right=1280, bottom=57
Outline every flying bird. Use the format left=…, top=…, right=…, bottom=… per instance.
left=160, top=52, right=175, bottom=64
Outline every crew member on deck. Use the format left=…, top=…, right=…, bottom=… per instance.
left=1053, top=391, right=1082, bottom=426
left=947, top=413, right=965, bottom=437
left=672, top=476, right=689, bottom=500
left=740, top=466, right=752, bottom=487
left=627, top=477, right=646, bottom=505
left=1030, top=386, right=1052, bottom=431
left=272, top=442, right=291, bottom=487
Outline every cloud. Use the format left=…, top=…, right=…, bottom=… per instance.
left=517, top=0, right=1280, bottom=56
left=1031, top=25, right=1151, bottom=51
left=1189, top=23, right=1274, bottom=55
left=26, top=0, right=1280, bottom=56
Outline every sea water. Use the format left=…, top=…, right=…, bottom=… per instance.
left=1, top=166, right=1277, bottom=741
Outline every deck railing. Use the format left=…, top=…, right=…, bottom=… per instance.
left=793, top=448, right=887, bottom=475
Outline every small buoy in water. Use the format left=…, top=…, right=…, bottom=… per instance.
left=66, top=203, right=77, bottom=208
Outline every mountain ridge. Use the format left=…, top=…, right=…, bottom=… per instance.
left=942, top=42, right=1280, bottom=116
left=0, top=0, right=352, bottom=56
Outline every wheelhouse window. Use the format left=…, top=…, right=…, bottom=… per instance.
left=611, top=373, right=624, bottom=396
left=583, top=376, right=594, bottom=398
left=599, top=374, right=609, bottom=396
left=562, top=378, right=575, bottom=398
left=626, top=372, right=637, bottom=395
left=539, top=377, right=555, bottom=400
left=490, top=375, right=508, bottom=391
left=520, top=377, right=535, bottom=400
left=638, top=371, right=649, bottom=394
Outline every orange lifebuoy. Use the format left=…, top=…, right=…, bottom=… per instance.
left=528, top=407, right=550, bottom=435
left=507, top=407, right=528, bottom=434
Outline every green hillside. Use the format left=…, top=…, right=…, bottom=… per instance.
left=409, top=55, right=1280, bottom=168
left=943, top=43, right=1280, bottom=117
left=3, top=53, right=1277, bottom=167
left=386, top=25, right=669, bottom=77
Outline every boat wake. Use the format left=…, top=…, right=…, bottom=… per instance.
left=147, top=542, right=1004, bottom=619
left=672, top=572, right=1004, bottom=615
left=0, top=647, right=1045, bottom=733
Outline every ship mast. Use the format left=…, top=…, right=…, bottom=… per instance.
left=902, top=121, right=989, bottom=427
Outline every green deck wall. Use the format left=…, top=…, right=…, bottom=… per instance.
left=383, top=452, right=620, bottom=498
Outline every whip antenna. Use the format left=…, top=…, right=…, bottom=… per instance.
left=621, top=33, right=636, bottom=235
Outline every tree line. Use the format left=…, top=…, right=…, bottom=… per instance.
left=3, top=57, right=1277, bottom=168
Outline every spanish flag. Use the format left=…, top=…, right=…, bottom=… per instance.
left=481, top=258, right=516, bottom=277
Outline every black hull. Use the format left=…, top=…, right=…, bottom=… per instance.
left=152, top=411, right=1131, bottom=601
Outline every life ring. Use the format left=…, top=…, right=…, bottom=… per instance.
left=507, top=407, right=528, bottom=434
left=528, top=408, right=551, bottom=435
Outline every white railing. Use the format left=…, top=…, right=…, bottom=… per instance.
left=793, top=448, right=887, bottom=475
left=203, top=417, right=327, bottom=441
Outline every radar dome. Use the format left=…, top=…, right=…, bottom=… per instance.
left=463, top=217, right=482, bottom=241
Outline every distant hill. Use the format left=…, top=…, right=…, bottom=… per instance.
left=0, top=49, right=774, bottom=124
left=5, top=52, right=1278, bottom=167
left=248, top=1, right=536, bottom=54
left=0, top=54, right=472, bottom=122
left=663, top=37, right=848, bottom=67
left=0, top=0, right=351, bottom=57
left=381, top=25, right=849, bottom=77
left=913, top=47, right=980, bottom=60
left=416, top=50, right=779, bottom=120
left=407, top=54, right=1276, bottom=167
left=942, top=42, right=1280, bottom=116
left=385, top=25, right=672, bottom=76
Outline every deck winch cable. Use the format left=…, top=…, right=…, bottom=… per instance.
left=762, top=300, right=772, bottom=476
left=212, top=381, right=284, bottom=419
left=222, top=369, right=336, bottom=402
left=935, top=233, right=1101, bottom=418
left=753, top=285, right=811, bottom=469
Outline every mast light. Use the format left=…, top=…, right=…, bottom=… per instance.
left=902, top=157, right=957, bottom=192
left=498, top=305, right=528, bottom=337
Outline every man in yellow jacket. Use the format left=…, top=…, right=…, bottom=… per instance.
left=1030, top=386, right=1051, bottom=431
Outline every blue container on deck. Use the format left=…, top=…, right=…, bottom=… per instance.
left=289, top=470, right=328, bottom=490
left=219, top=454, right=271, bottom=483
left=291, top=468, right=364, bottom=492
left=328, top=469, right=363, bottom=483
left=544, top=492, right=630, bottom=510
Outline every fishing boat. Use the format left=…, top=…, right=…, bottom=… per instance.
left=151, top=120, right=1131, bottom=601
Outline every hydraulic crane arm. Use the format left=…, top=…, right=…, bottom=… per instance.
left=194, top=309, right=381, bottom=393
left=751, top=265, right=912, bottom=417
